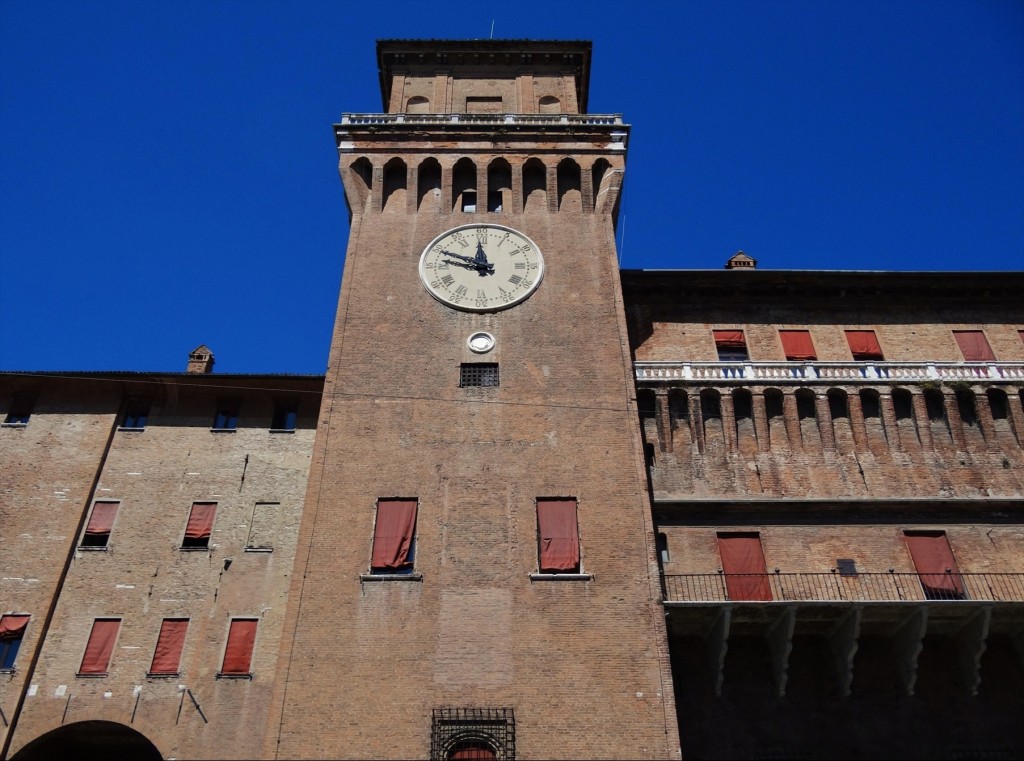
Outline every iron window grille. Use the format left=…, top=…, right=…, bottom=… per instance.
left=460, top=363, right=499, bottom=388
left=430, top=707, right=515, bottom=761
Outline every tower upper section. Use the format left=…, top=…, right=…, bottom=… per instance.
left=376, top=39, right=592, bottom=114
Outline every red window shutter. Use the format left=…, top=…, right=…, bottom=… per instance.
left=717, top=533, right=772, bottom=601
left=371, top=499, right=418, bottom=571
left=537, top=499, right=580, bottom=573
left=904, top=532, right=965, bottom=597
left=779, top=330, right=817, bottom=361
left=845, top=330, right=884, bottom=360
left=150, top=619, right=189, bottom=674
left=184, top=502, right=216, bottom=540
left=80, top=619, right=120, bottom=674
left=221, top=619, right=258, bottom=674
left=0, top=615, right=30, bottom=639
left=713, top=330, right=747, bottom=350
left=84, top=502, right=118, bottom=540
left=953, top=331, right=995, bottom=361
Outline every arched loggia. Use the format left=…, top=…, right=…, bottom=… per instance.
left=12, top=720, right=162, bottom=761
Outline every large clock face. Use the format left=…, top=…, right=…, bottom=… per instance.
left=419, top=224, right=544, bottom=312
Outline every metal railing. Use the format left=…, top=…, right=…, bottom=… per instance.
left=661, top=572, right=1024, bottom=604
left=338, top=113, right=626, bottom=128
left=635, top=360, right=1024, bottom=383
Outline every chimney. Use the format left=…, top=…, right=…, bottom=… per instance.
left=725, top=251, right=757, bottom=270
left=187, top=345, right=215, bottom=374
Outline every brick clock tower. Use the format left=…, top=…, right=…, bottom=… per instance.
left=265, top=40, right=680, bottom=759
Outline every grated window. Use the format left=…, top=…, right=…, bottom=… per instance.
left=460, top=363, right=499, bottom=388
left=431, top=707, right=515, bottom=761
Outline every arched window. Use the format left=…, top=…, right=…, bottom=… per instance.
left=417, top=158, right=442, bottom=212
left=382, top=158, right=407, bottom=213
left=407, top=95, right=430, bottom=113
left=522, top=158, right=547, bottom=212
left=732, top=389, right=753, bottom=421
left=924, top=388, right=946, bottom=422
left=538, top=95, right=561, bottom=113
left=557, top=158, right=582, bottom=211
left=452, top=158, right=477, bottom=212
left=487, top=159, right=512, bottom=212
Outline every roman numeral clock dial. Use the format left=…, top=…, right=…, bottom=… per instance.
left=419, top=224, right=545, bottom=312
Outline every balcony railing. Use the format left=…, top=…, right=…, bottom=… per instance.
left=338, top=113, right=626, bottom=128
left=635, top=360, right=1024, bottom=384
left=662, top=572, right=1024, bottom=604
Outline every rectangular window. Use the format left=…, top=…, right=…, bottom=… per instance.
left=149, top=618, right=188, bottom=676
left=182, top=502, right=216, bottom=549
left=536, top=498, right=581, bottom=573
left=121, top=400, right=150, bottom=429
left=79, top=618, right=120, bottom=675
left=212, top=401, right=239, bottom=430
left=779, top=330, right=817, bottom=361
left=845, top=330, right=884, bottom=361
left=460, top=363, right=499, bottom=387
left=220, top=618, right=258, bottom=676
left=953, top=330, right=996, bottom=362
left=3, top=392, right=34, bottom=425
left=270, top=400, right=298, bottom=431
left=81, top=501, right=119, bottom=548
left=713, top=330, right=749, bottom=361
left=0, top=614, right=30, bottom=669
left=717, top=532, right=772, bottom=601
left=904, top=530, right=966, bottom=600
left=370, top=498, right=418, bottom=574
left=245, top=501, right=281, bottom=551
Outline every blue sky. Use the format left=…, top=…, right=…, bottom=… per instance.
left=1, top=0, right=1022, bottom=374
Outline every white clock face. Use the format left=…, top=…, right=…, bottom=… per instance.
left=419, top=224, right=544, bottom=312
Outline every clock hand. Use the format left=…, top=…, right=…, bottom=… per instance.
left=441, top=250, right=494, bottom=275
left=443, top=257, right=483, bottom=273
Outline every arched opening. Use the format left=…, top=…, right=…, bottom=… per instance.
left=924, top=387, right=952, bottom=444
left=382, top=158, right=407, bottom=213
left=447, top=740, right=497, bottom=760
left=668, top=389, right=688, bottom=429
left=828, top=389, right=849, bottom=420
left=956, top=388, right=978, bottom=427
left=796, top=389, right=816, bottom=420
left=417, top=157, right=442, bottom=212
left=592, top=158, right=612, bottom=213
left=987, top=388, right=1009, bottom=421
left=538, top=95, right=561, bottom=113
left=637, top=388, right=658, bottom=455
left=12, top=721, right=162, bottom=761
left=487, top=158, right=512, bottom=212
left=522, top=158, right=547, bottom=212
left=796, top=388, right=820, bottom=447
left=827, top=389, right=851, bottom=450
left=407, top=95, right=430, bottom=113
left=349, top=157, right=373, bottom=210
left=732, top=388, right=755, bottom=453
left=556, top=158, right=582, bottom=211
left=893, top=388, right=914, bottom=420
left=452, top=158, right=477, bottom=212
left=860, top=389, right=881, bottom=419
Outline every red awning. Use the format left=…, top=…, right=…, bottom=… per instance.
left=184, top=503, right=216, bottom=540
left=371, top=499, right=417, bottom=570
left=222, top=619, right=258, bottom=674
left=713, top=330, right=747, bottom=349
left=0, top=615, right=30, bottom=640
left=80, top=619, right=120, bottom=674
left=537, top=499, right=580, bottom=572
left=953, top=331, right=995, bottom=361
left=779, top=330, right=817, bottom=361
left=84, top=502, right=118, bottom=538
left=845, top=330, right=884, bottom=360
left=150, top=619, right=189, bottom=674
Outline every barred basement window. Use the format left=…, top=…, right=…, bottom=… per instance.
left=431, top=707, right=515, bottom=761
left=460, top=363, right=499, bottom=387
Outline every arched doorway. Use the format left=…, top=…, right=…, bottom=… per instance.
left=12, top=720, right=162, bottom=761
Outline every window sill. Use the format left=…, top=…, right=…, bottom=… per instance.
left=76, top=672, right=108, bottom=678
left=360, top=573, right=423, bottom=582
left=216, top=672, right=253, bottom=680
left=179, top=546, right=211, bottom=552
left=146, top=672, right=180, bottom=679
left=1, top=422, right=28, bottom=428
left=0, top=667, right=15, bottom=674
left=117, top=426, right=146, bottom=432
left=209, top=428, right=237, bottom=433
left=529, top=573, right=593, bottom=581
left=244, top=547, right=274, bottom=553
left=269, top=428, right=296, bottom=434
left=77, top=545, right=109, bottom=552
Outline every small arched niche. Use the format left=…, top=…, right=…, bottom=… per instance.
left=407, top=95, right=430, bottom=113
left=382, top=158, right=407, bottom=213
left=452, top=158, right=477, bottom=213
left=417, top=158, right=442, bottom=212
left=348, top=157, right=373, bottom=210
left=522, top=158, right=547, bottom=212
left=487, top=158, right=512, bottom=212
left=538, top=95, right=561, bottom=113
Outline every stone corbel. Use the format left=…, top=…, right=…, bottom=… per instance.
left=705, top=606, right=732, bottom=697
left=828, top=606, right=862, bottom=697
left=889, top=606, right=928, bottom=696
left=766, top=605, right=796, bottom=697
left=955, top=606, right=991, bottom=696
